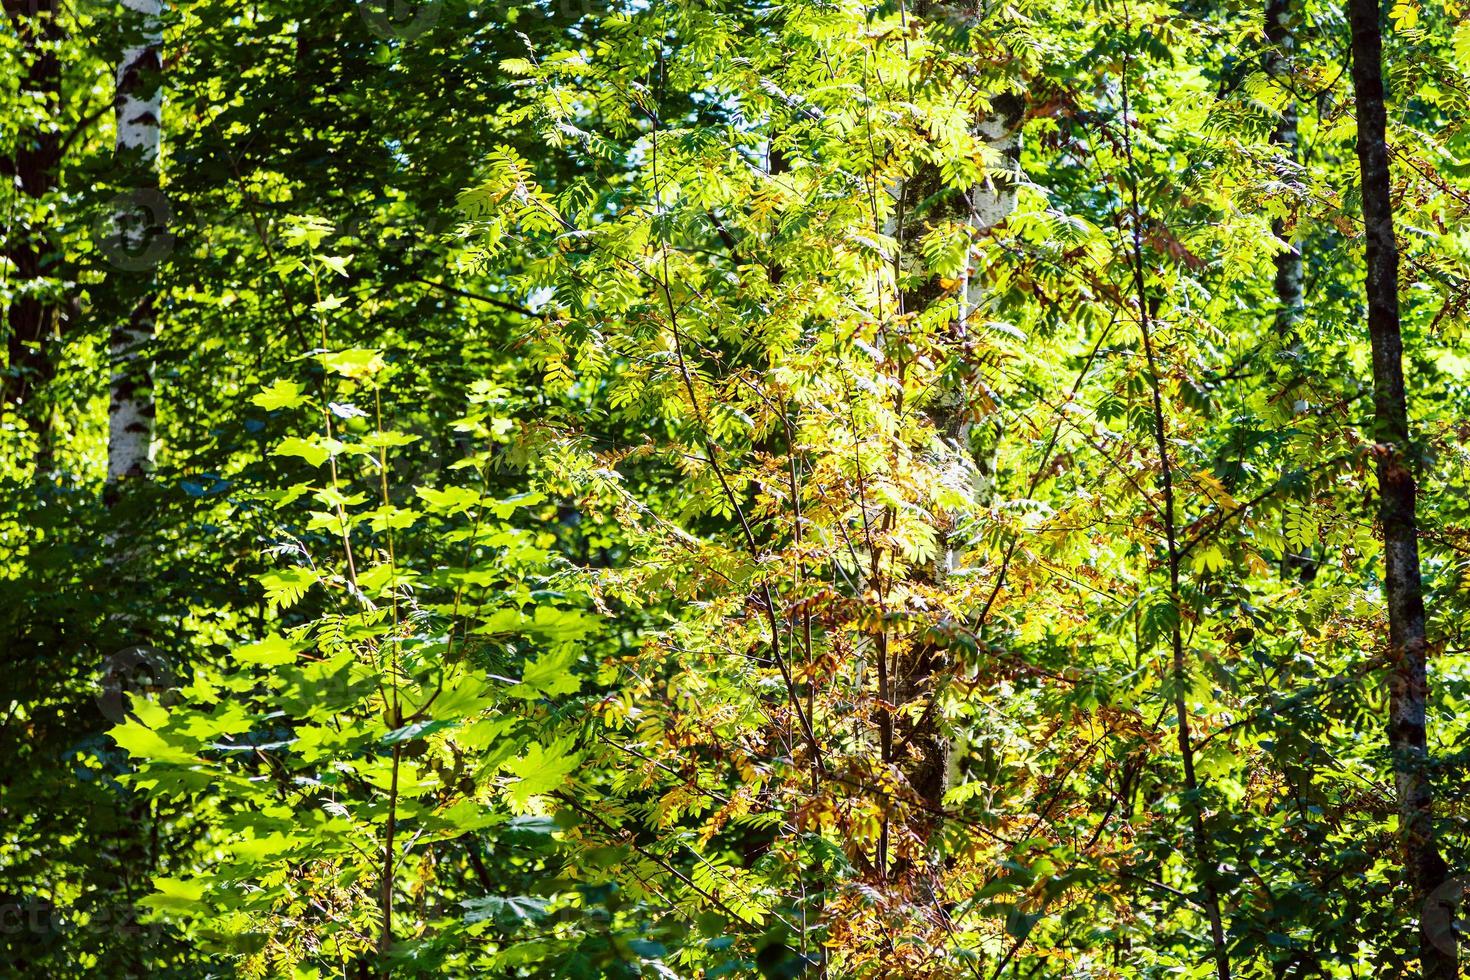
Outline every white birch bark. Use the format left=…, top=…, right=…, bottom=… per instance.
left=944, top=92, right=1025, bottom=573
left=107, top=0, right=164, bottom=488
left=961, top=95, right=1024, bottom=320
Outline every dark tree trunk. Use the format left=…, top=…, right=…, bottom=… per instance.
left=1, top=0, right=66, bottom=468
left=1345, top=0, right=1456, bottom=975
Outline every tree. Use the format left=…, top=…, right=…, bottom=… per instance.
left=1265, top=0, right=1304, bottom=342
left=4, top=0, right=1470, bottom=976
left=1346, top=0, right=1456, bottom=974
left=106, top=0, right=163, bottom=492
left=874, top=0, right=1028, bottom=874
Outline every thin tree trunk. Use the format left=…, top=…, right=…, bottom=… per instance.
left=1265, top=0, right=1304, bottom=341
left=2, top=0, right=66, bottom=469
left=1345, top=0, right=1455, bottom=975
left=107, top=0, right=164, bottom=493
left=1264, top=0, right=1320, bottom=583
left=1114, top=31, right=1234, bottom=977
left=1126, top=165, right=1235, bottom=980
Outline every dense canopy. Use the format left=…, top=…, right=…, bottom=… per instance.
left=4, top=0, right=1470, bottom=976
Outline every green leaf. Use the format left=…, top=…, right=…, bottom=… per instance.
left=476, top=606, right=598, bottom=642
left=510, top=646, right=582, bottom=699
left=1190, top=545, right=1227, bottom=575
left=257, top=568, right=319, bottom=609
left=251, top=379, right=308, bottom=411
left=111, top=717, right=199, bottom=765
left=381, top=719, right=455, bottom=745
left=1456, top=20, right=1470, bottom=71
left=366, top=505, right=420, bottom=531
left=140, top=878, right=208, bottom=916
left=321, top=348, right=385, bottom=379
left=233, top=634, right=302, bottom=666
left=491, top=490, right=546, bottom=517
left=416, top=484, right=482, bottom=515
left=274, top=436, right=335, bottom=468
left=1284, top=508, right=1317, bottom=552
left=503, top=739, right=580, bottom=807
left=318, top=253, right=353, bottom=277
left=361, top=430, right=421, bottom=449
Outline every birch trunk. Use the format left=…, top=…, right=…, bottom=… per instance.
left=1345, top=0, right=1456, bottom=974
left=885, top=7, right=1025, bottom=832
left=2, top=0, right=65, bottom=469
left=107, top=0, right=164, bottom=491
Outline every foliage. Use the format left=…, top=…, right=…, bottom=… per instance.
left=4, top=0, right=1470, bottom=977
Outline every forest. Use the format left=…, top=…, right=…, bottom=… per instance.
left=3, top=0, right=1470, bottom=976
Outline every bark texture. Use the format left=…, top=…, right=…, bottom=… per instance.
left=1, top=0, right=66, bottom=466
left=1345, top=0, right=1455, bottom=974
left=107, top=0, right=164, bottom=490
left=1265, top=0, right=1304, bottom=341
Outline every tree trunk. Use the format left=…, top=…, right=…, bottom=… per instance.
left=106, top=0, right=164, bottom=493
left=1265, top=0, right=1303, bottom=342
left=887, top=6, right=1025, bottom=833
left=1345, top=0, right=1455, bottom=974
left=1, top=0, right=66, bottom=469
left=1264, top=0, right=1319, bottom=582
